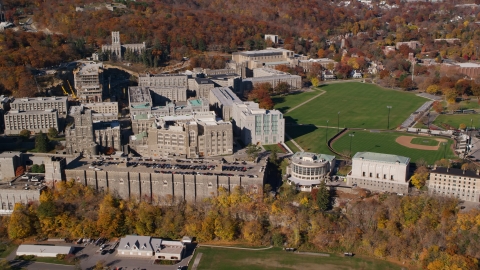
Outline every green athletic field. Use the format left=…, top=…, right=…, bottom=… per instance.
left=410, top=138, right=439, bottom=146
left=273, top=88, right=322, bottom=113
left=190, top=246, right=402, bottom=270
left=433, top=114, right=480, bottom=130
left=331, top=130, right=455, bottom=164
left=286, top=125, right=335, bottom=155
left=281, top=83, right=427, bottom=130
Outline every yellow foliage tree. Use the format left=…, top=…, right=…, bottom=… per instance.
left=426, top=84, right=441, bottom=95
left=311, top=77, right=320, bottom=87
left=242, top=220, right=264, bottom=244
left=8, top=203, right=34, bottom=240
left=410, top=167, right=429, bottom=189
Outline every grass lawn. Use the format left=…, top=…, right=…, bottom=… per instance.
left=190, top=246, right=402, bottom=270
left=332, top=130, right=455, bottom=164
left=433, top=114, right=479, bottom=130
left=284, top=83, right=427, bottom=129
left=284, top=139, right=300, bottom=153
left=263, top=144, right=286, bottom=153
left=34, top=257, right=75, bottom=265
left=410, top=138, right=439, bottom=146
left=0, top=243, right=17, bottom=258
left=442, top=99, right=480, bottom=110
left=286, top=125, right=336, bottom=155
left=273, top=88, right=321, bottom=113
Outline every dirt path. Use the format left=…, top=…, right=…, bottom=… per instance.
left=286, top=90, right=326, bottom=113
left=395, top=136, right=447, bottom=150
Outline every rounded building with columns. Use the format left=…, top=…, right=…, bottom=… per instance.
left=287, top=152, right=336, bottom=191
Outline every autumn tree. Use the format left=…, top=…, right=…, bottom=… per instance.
left=311, top=77, right=320, bottom=87
left=8, top=203, right=35, bottom=240
left=96, top=194, right=124, bottom=238
left=432, top=101, right=444, bottom=114
left=15, top=165, right=25, bottom=177
left=274, top=82, right=290, bottom=95
left=426, top=85, right=441, bottom=95
left=19, top=129, right=30, bottom=141
left=410, top=166, right=429, bottom=189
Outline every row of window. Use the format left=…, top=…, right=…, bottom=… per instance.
left=362, top=172, right=394, bottom=180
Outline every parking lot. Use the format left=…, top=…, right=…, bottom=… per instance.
left=76, top=239, right=192, bottom=270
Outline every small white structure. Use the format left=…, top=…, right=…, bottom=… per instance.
left=351, top=70, right=363, bottom=79
left=265, top=34, right=278, bottom=43
left=117, top=235, right=185, bottom=260
left=347, top=152, right=410, bottom=194
left=17, top=245, right=73, bottom=257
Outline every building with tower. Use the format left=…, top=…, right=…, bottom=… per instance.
left=44, top=156, right=66, bottom=183
left=65, top=106, right=98, bottom=155
left=102, top=31, right=146, bottom=60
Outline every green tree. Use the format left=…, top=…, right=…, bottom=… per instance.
left=19, top=129, right=30, bottom=141
left=246, top=144, right=262, bottom=161
left=31, top=164, right=39, bottom=173
left=316, top=181, right=330, bottom=211
left=35, top=131, right=49, bottom=153
left=269, top=149, right=279, bottom=166
left=8, top=203, right=35, bottom=240
left=47, top=127, right=58, bottom=139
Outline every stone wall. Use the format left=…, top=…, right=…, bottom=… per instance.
left=65, top=169, right=264, bottom=203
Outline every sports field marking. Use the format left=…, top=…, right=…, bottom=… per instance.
left=395, top=136, right=447, bottom=150
left=286, top=90, right=326, bottom=113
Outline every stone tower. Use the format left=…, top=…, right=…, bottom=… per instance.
left=44, top=156, right=66, bottom=184
left=111, top=31, right=122, bottom=59
left=65, top=107, right=98, bottom=155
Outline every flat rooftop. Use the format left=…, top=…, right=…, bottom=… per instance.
left=236, top=48, right=292, bottom=57
left=353, top=152, right=410, bottom=165
left=66, top=157, right=264, bottom=178
left=129, top=86, right=152, bottom=105
left=6, top=109, right=57, bottom=115
left=291, top=152, right=335, bottom=164
left=13, top=97, right=67, bottom=103
left=0, top=174, right=46, bottom=191
left=211, top=87, right=242, bottom=106
left=76, top=62, right=103, bottom=76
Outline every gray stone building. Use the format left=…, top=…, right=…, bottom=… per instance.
left=74, top=62, right=104, bottom=103
left=131, top=111, right=233, bottom=158
left=65, top=106, right=98, bottom=155
left=65, top=106, right=122, bottom=155
left=0, top=151, right=24, bottom=180
left=189, top=78, right=214, bottom=98
left=138, top=73, right=188, bottom=88
left=83, top=102, right=118, bottom=115
left=150, top=87, right=187, bottom=104
left=428, top=167, right=480, bottom=203
left=4, top=109, right=59, bottom=135
left=209, top=87, right=242, bottom=121
left=240, top=68, right=302, bottom=93
left=0, top=177, right=45, bottom=215
left=102, top=31, right=146, bottom=60
left=65, top=157, right=265, bottom=203
left=44, top=156, right=66, bottom=183
left=11, top=97, right=68, bottom=115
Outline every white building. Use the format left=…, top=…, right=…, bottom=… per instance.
left=231, top=101, right=285, bottom=145
left=209, top=87, right=243, bottom=121
left=265, top=34, right=278, bottom=43
left=117, top=235, right=185, bottom=260
left=17, top=245, right=73, bottom=257
left=287, top=152, right=336, bottom=191
left=346, top=152, right=410, bottom=194
left=428, top=167, right=480, bottom=203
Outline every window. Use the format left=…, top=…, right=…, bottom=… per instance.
left=390, top=175, right=393, bottom=180
left=363, top=172, right=365, bottom=176
left=369, top=173, right=372, bottom=177
left=376, top=173, right=379, bottom=178
left=383, top=174, right=386, bottom=179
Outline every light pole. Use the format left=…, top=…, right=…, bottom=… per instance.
left=337, top=111, right=340, bottom=133
left=387, top=106, right=392, bottom=130
left=326, top=120, right=329, bottom=144
left=349, top=133, right=355, bottom=156
left=442, top=142, right=447, bottom=159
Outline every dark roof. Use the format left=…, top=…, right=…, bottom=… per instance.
left=431, top=167, right=480, bottom=178
left=194, top=78, right=212, bottom=84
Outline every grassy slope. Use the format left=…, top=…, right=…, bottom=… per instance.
left=285, top=83, right=427, bottom=129
left=433, top=114, right=479, bottom=129
left=192, top=247, right=402, bottom=270
left=332, top=130, right=455, bottom=164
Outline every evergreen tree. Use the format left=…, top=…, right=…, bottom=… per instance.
left=316, top=181, right=330, bottom=211
left=35, top=131, right=49, bottom=153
